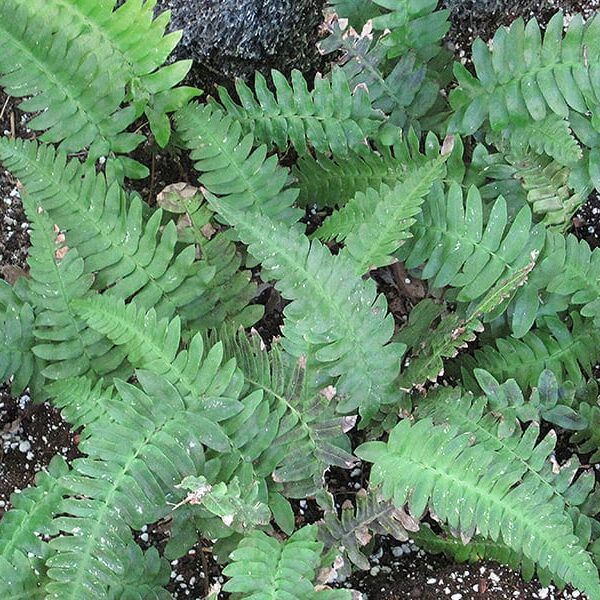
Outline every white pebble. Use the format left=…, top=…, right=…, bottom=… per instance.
left=18, top=440, right=31, bottom=453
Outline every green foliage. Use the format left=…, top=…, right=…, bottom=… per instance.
left=356, top=418, right=600, bottom=597
left=223, top=526, right=350, bottom=599
left=2, top=3, right=600, bottom=598
left=218, top=68, right=388, bottom=155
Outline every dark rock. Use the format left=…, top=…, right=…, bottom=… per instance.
left=156, top=0, right=326, bottom=90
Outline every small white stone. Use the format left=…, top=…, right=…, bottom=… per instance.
left=18, top=440, right=31, bottom=453
left=489, top=571, right=500, bottom=583
left=426, top=578, right=436, bottom=585
left=451, top=594, right=463, bottom=600
left=391, top=546, right=404, bottom=558
left=538, top=588, right=549, bottom=599
left=369, top=566, right=380, bottom=577
left=140, top=533, right=149, bottom=542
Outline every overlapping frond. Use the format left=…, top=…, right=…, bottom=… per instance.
left=209, top=201, right=404, bottom=421
left=24, top=195, right=127, bottom=381
left=222, top=526, right=350, bottom=599
left=459, top=312, right=600, bottom=391
left=175, top=103, right=301, bottom=225
left=44, top=373, right=221, bottom=599
left=0, top=456, right=68, bottom=597
left=218, top=329, right=356, bottom=497
left=356, top=418, right=600, bottom=597
left=218, top=68, right=387, bottom=155
left=398, top=182, right=545, bottom=303
left=0, top=138, right=212, bottom=320
left=0, top=280, right=35, bottom=394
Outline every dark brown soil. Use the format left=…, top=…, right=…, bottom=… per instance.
left=1, top=3, right=600, bottom=598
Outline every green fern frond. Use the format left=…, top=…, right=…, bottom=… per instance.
left=209, top=201, right=404, bottom=421
left=0, top=138, right=213, bottom=320
left=369, top=0, right=450, bottom=60
left=218, top=68, right=387, bottom=156
left=73, top=296, right=246, bottom=425
left=318, top=488, right=419, bottom=570
left=328, top=0, right=381, bottom=29
left=449, top=13, right=599, bottom=135
left=0, top=280, right=35, bottom=394
left=571, top=401, right=600, bottom=463
left=223, top=526, right=350, bottom=599
left=218, top=329, right=356, bottom=497
left=44, top=373, right=221, bottom=598
left=398, top=181, right=545, bottom=303
left=40, top=0, right=199, bottom=147
left=0, top=456, right=68, bottom=596
left=175, top=103, right=301, bottom=225
left=356, top=418, right=600, bottom=597
left=0, top=1, right=140, bottom=159
left=24, top=196, right=128, bottom=381
left=459, top=312, right=600, bottom=391
left=318, top=158, right=445, bottom=274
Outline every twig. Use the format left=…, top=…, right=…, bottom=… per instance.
left=0, top=95, right=10, bottom=122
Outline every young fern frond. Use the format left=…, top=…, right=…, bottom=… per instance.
left=318, top=488, right=419, bottom=570
left=356, top=418, right=600, bottom=597
left=0, top=280, right=35, bottom=394
left=0, top=1, right=140, bottom=160
left=24, top=196, right=127, bottom=381
left=0, top=138, right=212, bottom=320
left=329, top=158, right=445, bottom=274
left=218, top=68, right=387, bottom=156
left=0, top=456, right=68, bottom=597
left=175, top=103, right=301, bottom=225
left=44, top=373, right=221, bottom=599
left=398, top=182, right=545, bottom=303
left=458, top=312, right=600, bottom=391
left=209, top=200, right=404, bottom=421
left=222, top=526, right=350, bottom=599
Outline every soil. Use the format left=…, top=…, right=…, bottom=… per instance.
left=2, top=2, right=600, bottom=599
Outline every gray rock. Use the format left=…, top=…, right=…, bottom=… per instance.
left=156, top=0, right=326, bottom=89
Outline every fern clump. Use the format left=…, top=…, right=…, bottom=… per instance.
left=1, top=2, right=600, bottom=598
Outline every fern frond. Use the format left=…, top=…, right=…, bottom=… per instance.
left=398, top=182, right=545, bottom=302
left=318, top=488, right=419, bottom=570
left=209, top=201, right=404, bottom=421
left=0, top=456, right=68, bottom=596
left=0, top=1, right=141, bottom=159
left=73, top=296, right=246, bottom=425
left=44, top=373, right=222, bottom=598
left=41, top=0, right=198, bottom=147
left=459, top=312, right=600, bottom=391
left=571, top=401, right=600, bottom=463
left=24, top=196, right=128, bottom=381
left=0, top=138, right=212, bottom=320
left=356, top=418, right=600, bottom=597
left=323, top=158, right=445, bottom=274
left=449, top=13, right=599, bottom=135
left=222, top=526, right=350, bottom=599
left=318, top=17, right=439, bottom=129
left=0, top=280, right=35, bottom=394
left=218, top=68, right=387, bottom=156
left=328, top=0, right=381, bottom=29
left=175, top=103, right=301, bottom=225
left=218, top=329, right=356, bottom=497
left=369, top=0, right=450, bottom=60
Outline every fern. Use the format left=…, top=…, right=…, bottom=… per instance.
left=316, top=157, right=445, bottom=274
left=218, top=68, right=388, bottom=155
left=458, top=312, right=600, bottom=391
left=398, top=181, right=545, bottom=303
left=318, top=488, right=419, bottom=570
left=222, top=525, right=350, bottom=599
left=356, top=418, right=600, bottom=597
left=209, top=201, right=403, bottom=421
left=175, top=103, right=302, bottom=225
left=0, top=138, right=212, bottom=321
left=0, top=280, right=35, bottom=393
left=44, top=372, right=224, bottom=598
